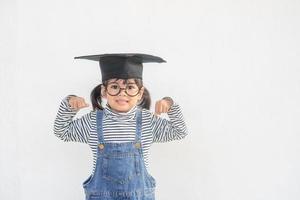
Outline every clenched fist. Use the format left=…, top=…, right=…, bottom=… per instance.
left=154, top=97, right=174, bottom=115
left=68, top=96, right=89, bottom=111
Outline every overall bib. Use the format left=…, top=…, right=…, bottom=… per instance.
left=83, top=109, right=156, bottom=200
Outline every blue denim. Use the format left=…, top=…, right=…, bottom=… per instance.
left=83, top=109, right=156, bottom=200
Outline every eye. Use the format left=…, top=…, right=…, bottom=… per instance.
left=127, top=84, right=138, bottom=90
left=109, top=84, right=119, bottom=89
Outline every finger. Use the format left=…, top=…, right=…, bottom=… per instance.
left=80, top=101, right=87, bottom=108
left=157, top=102, right=163, bottom=115
left=163, top=102, right=169, bottom=113
left=70, top=101, right=75, bottom=109
left=155, top=101, right=160, bottom=115
left=68, top=98, right=74, bottom=106
left=158, top=102, right=163, bottom=115
left=76, top=101, right=81, bottom=110
left=81, top=101, right=89, bottom=108
left=78, top=100, right=89, bottom=109
left=161, top=103, right=166, bottom=113
left=83, top=100, right=89, bottom=107
left=162, top=105, right=167, bottom=113
left=72, top=104, right=77, bottom=110
left=78, top=101, right=83, bottom=108
left=79, top=98, right=87, bottom=107
left=68, top=100, right=73, bottom=107
left=68, top=97, right=74, bottom=106
left=159, top=102, right=165, bottom=113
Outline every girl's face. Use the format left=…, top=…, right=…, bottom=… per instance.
left=102, top=78, right=144, bottom=113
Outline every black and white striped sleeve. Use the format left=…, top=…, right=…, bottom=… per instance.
left=53, top=95, right=93, bottom=143
left=151, top=103, right=188, bottom=143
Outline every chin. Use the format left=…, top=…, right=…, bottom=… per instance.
left=112, top=105, right=133, bottom=113
left=116, top=108, right=130, bottom=112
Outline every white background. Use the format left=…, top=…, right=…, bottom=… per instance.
left=1, top=0, right=300, bottom=199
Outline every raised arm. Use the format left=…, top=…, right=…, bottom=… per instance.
left=53, top=95, right=93, bottom=143
left=151, top=98, right=188, bottom=143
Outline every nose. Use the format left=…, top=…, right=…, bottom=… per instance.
left=118, top=88, right=127, bottom=96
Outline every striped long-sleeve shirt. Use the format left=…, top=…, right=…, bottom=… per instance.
left=53, top=95, right=188, bottom=175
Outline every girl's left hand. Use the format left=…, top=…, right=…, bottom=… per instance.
left=154, top=97, right=173, bottom=115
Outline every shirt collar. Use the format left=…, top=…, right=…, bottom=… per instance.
left=104, top=104, right=137, bottom=122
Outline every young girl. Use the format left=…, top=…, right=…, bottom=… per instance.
left=54, top=53, right=188, bottom=200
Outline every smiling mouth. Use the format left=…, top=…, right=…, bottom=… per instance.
left=116, top=99, right=129, bottom=104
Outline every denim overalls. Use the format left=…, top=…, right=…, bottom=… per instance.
left=82, top=109, right=156, bottom=200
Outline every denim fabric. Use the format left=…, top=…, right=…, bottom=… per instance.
left=83, top=109, right=156, bottom=200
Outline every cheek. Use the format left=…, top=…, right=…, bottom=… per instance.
left=106, top=95, right=115, bottom=103
left=101, top=90, right=107, bottom=98
left=131, top=98, right=140, bottom=104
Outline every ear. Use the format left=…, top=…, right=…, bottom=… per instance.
left=101, top=85, right=107, bottom=99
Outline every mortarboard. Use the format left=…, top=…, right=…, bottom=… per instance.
left=74, top=53, right=166, bottom=82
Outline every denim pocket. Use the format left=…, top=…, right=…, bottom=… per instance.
left=83, top=174, right=93, bottom=188
left=146, top=173, right=156, bottom=188
left=102, top=153, right=141, bottom=184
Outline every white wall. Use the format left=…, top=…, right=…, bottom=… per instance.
left=1, top=1, right=19, bottom=199
left=1, top=0, right=300, bottom=199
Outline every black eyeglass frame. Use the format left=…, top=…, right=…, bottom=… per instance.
left=104, top=82, right=142, bottom=97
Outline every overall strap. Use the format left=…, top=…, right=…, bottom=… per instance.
left=135, top=109, right=142, bottom=143
left=96, top=110, right=105, bottom=144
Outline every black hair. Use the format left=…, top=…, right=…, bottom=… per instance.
left=90, top=79, right=151, bottom=111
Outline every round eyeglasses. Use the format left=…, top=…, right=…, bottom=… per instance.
left=105, top=82, right=141, bottom=97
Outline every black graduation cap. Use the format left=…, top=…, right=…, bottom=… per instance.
left=74, top=53, right=166, bottom=82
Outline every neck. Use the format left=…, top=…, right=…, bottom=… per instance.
left=106, top=104, right=137, bottom=113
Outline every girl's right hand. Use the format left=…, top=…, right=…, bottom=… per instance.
left=68, top=96, right=89, bottom=111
